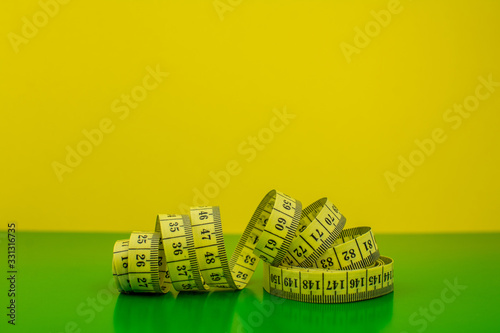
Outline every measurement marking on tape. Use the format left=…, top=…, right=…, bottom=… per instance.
left=262, top=229, right=286, bottom=241
left=272, top=208, right=295, bottom=219
left=194, top=244, right=218, bottom=250
left=162, top=235, right=186, bottom=240
left=191, top=222, right=216, bottom=227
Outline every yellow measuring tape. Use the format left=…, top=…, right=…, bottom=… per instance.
left=112, top=190, right=394, bottom=303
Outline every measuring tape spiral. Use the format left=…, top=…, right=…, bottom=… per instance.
left=112, top=189, right=394, bottom=303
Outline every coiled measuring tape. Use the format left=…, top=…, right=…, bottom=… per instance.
left=112, top=190, right=394, bottom=303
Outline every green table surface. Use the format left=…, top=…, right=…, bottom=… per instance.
left=1, top=232, right=499, bottom=333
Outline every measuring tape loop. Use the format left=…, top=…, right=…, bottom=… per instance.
left=128, top=232, right=170, bottom=293
left=251, top=190, right=303, bottom=266
left=112, top=189, right=394, bottom=303
left=312, top=226, right=380, bottom=271
left=281, top=197, right=346, bottom=268
left=190, top=206, right=239, bottom=290
left=157, top=214, right=205, bottom=292
left=263, top=256, right=394, bottom=303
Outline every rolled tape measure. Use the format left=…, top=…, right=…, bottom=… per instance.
left=112, top=189, right=394, bottom=303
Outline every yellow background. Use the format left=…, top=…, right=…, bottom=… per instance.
left=1, top=0, right=499, bottom=234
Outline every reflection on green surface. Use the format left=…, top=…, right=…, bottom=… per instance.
left=114, top=287, right=393, bottom=333
left=232, top=291, right=393, bottom=333
left=114, top=290, right=242, bottom=333
left=262, top=292, right=393, bottom=332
